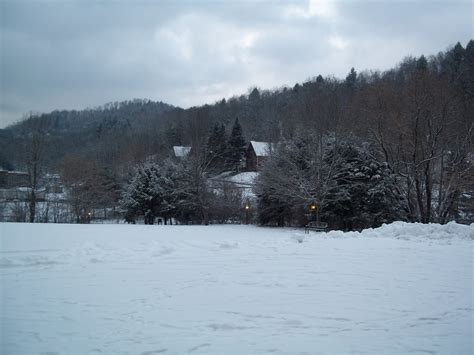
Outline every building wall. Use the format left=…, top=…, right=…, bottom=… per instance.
left=259, top=156, right=268, bottom=169
left=245, top=146, right=270, bottom=172
left=0, top=171, right=30, bottom=188
left=0, top=171, right=8, bottom=188
left=246, top=147, right=258, bottom=171
left=8, top=172, right=30, bottom=188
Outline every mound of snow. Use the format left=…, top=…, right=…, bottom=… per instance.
left=323, top=221, right=473, bottom=241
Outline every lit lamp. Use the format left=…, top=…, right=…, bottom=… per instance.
left=308, top=202, right=318, bottom=224
left=244, top=200, right=251, bottom=224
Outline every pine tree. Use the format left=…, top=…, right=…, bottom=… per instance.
left=249, top=87, right=260, bottom=103
left=173, top=157, right=215, bottom=225
left=122, top=163, right=167, bottom=224
left=206, top=123, right=227, bottom=173
left=462, top=40, right=474, bottom=96
left=322, top=140, right=404, bottom=230
left=345, top=67, right=357, bottom=89
left=416, top=55, right=428, bottom=71
left=226, top=118, right=246, bottom=172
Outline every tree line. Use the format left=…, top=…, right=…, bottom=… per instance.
left=2, top=41, right=472, bottom=228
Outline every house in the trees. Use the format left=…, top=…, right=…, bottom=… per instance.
left=42, top=173, right=63, bottom=193
left=0, top=170, right=30, bottom=188
left=173, top=146, right=191, bottom=158
left=245, top=141, right=273, bottom=171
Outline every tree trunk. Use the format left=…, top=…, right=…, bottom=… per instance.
left=202, top=209, right=209, bottom=225
left=424, top=162, right=432, bottom=222
left=29, top=189, right=36, bottom=223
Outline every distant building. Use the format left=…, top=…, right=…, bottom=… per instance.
left=173, top=146, right=191, bottom=158
left=42, top=173, right=64, bottom=194
left=0, top=171, right=7, bottom=187
left=0, top=170, right=30, bottom=188
left=245, top=141, right=274, bottom=171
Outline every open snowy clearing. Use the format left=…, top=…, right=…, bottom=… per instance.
left=1, top=222, right=472, bottom=354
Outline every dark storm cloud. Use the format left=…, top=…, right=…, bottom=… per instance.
left=0, top=0, right=471, bottom=127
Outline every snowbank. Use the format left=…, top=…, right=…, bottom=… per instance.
left=322, top=221, right=473, bottom=241
left=1, top=222, right=472, bottom=354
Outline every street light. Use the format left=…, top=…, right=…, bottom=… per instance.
left=244, top=200, right=251, bottom=224
left=308, top=201, right=320, bottom=224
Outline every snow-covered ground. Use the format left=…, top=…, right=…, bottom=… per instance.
left=1, top=222, right=472, bottom=354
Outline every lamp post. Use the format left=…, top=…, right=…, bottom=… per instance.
left=309, top=201, right=319, bottom=223
left=244, top=200, right=251, bottom=224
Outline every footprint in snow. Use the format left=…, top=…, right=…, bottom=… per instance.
left=188, top=343, right=211, bottom=352
left=292, top=234, right=305, bottom=243
left=219, top=242, right=239, bottom=249
left=141, top=350, right=168, bottom=355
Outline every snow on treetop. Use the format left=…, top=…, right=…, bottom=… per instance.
left=249, top=141, right=274, bottom=156
left=173, top=146, right=191, bottom=157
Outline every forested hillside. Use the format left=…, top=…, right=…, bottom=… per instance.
left=1, top=41, right=472, bottom=227
left=2, top=41, right=472, bottom=172
left=0, top=99, right=175, bottom=170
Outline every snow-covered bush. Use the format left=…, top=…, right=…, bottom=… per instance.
left=122, top=161, right=177, bottom=224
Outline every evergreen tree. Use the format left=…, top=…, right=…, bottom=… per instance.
left=255, top=134, right=405, bottom=229
left=122, top=163, right=175, bottom=224
left=122, top=165, right=155, bottom=224
left=164, top=122, right=184, bottom=147
left=173, top=157, right=215, bottom=225
left=416, top=55, right=428, bottom=71
left=322, top=140, right=404, bottom=230
left=247, top=88, right=263, bottom=139
left=206, top=123, right=227, bottom=173
left=345, top=67, right=357, bottom=89
left=255, top=155, right=294, bottom=226
left=226, top=118, right=246, bottom=172
left=151, top=159, right=180, bottom=224
left=462, top=40, right=474, bottom=97
left=249, top=87, right=261, bottom=103
left=254, top=133, right=333, bottom=227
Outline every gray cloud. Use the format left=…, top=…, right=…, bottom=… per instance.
left=0, top=0, right=471, bottom=127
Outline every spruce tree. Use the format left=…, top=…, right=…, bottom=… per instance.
left=322, top=140, right=404, bottom=230
left=226, top=118, right=246, bottom=172
left=416, top=55, right=428, bottom=71
left=122, top=162, right=177, bottom=224
left=345, top=67, right=357, bottom=89
left=206, top=123, right=227, bottom=173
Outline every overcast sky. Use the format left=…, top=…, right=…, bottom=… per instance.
left=0, top=0, right=472, bottom=128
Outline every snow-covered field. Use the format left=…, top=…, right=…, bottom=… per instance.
left=1, top=222, right=472, bottom=354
